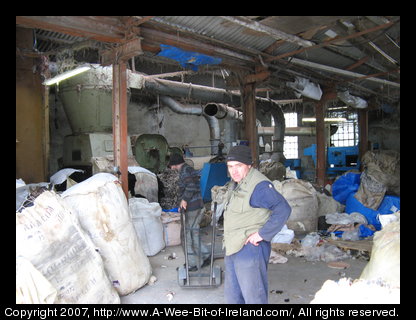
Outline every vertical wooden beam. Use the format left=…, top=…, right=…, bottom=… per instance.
left=315, top=90, right=337, bottom=187
left=358, top=109, right=369, bottom=164
left=112, top=62, right=129, bottom=198
left=42, top=85, right=50, bottom=179
left=241, top=81, right=258, bottom=167
left=315, top=99, right=326, bottom=187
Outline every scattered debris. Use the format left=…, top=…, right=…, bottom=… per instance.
left=270, top=289, right=284, bottom=294
left=165, top=252, right=177, bottom=260
left=268, top=250, right=288, bottom=264
left=148, top=275, right=157, bottom=286
left=166, top=291, right=175, bottom=302
left=327, top=261, right=350, bottom=269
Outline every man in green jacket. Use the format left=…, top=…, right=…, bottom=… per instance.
left=223, top=145, right=291, bottom=304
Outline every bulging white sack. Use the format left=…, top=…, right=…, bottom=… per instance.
left=360, top=212, right=400, bottom=288
left=62, top=173, right=152, bottom=296
left=273, top=179, right=319, bottom=233
left=16, top=256, right=58, bottom=304
left=129, top=198, right=165, bottom=256
left=16, top=190, right=120, bottom=304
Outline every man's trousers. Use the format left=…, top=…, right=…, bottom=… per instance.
left=224, top=240, right=271, bottom=304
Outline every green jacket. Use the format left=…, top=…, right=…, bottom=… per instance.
left=223, top=168, right=271, bottom=256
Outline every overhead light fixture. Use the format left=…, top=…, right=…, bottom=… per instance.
left=302, top=117, right=347, bottom=123
left=43, top=65, right=91, bottom=86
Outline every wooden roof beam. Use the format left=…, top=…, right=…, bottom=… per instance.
left=266, top=20, right=395, bottom=62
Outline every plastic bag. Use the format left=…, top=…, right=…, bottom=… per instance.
left=271, top=225, right=295, bottom=244
left=337, top=90, right=368, bottom=109
left=301, top=232, right=320, bottom=248
left=342, top=228, right=360, bottom=241
left=286, top=77, right=322, bottom=100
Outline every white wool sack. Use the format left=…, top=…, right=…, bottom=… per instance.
left=16, top=190, right=120, bottom=303
left=273, top=179, right=319, bottom=233
left=129, top=198, right=165, bottom=256
left=360, top=213, right=400, bottom=288
left=62, top=173, right=152, bottom=296
left=311, top=278, right=399, bottom=304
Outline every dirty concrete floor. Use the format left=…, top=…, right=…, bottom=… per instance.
left=120, top=231, right=369, bottom=304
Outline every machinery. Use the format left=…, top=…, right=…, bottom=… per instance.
left=134, top=133, right=182, bottom=174
left=304, top=144, right=360, bottom=175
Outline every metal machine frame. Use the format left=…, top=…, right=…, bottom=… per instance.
left=177, top=203, right=222, bottom=288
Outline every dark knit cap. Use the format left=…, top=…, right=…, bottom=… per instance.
left=168, top=153, right=185, bottom=166
left=226, top=145, right=252, bottom=165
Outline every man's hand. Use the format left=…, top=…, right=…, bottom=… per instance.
left=245, top=232, right=263, bottom=246
left=180, top=199, right=187, bottom=211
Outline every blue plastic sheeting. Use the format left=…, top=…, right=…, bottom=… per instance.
left=377, top=195, right=400, bottom=215
left=332, top=172, right=361, bottom=205
left=162, top=207, right=179, bottom=212
left=345, top=193, right=400, bottom=231
left=358, top=224, right=375, bottom=238
left=157, top=45, right=222, bottom=71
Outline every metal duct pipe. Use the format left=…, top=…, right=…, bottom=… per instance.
left=159, top=95, right=220, bottom=155
left=130, top=72, right=287, bottom=160
left=138, top=76, right=242, bottom=105
left=203, top=114, right=221, bottom=155
left=258, top=126, right=316, bottom=136
left=203, top=102, right=242, bottom=120
left=159, top=95, right=203, bottom=115
left=203, top=101, right=286, bottom=160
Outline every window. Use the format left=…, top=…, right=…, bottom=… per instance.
left=283, top=112, right=298, bottom=159
left=330, top=112, right=358, bottom=147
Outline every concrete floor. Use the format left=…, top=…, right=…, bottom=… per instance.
left=120, top=230, right=369, bottom=304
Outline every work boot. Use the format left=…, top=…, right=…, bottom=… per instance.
left=201, top=256, right=211, bottom=268
left=188, top=265, right=198, bottom=272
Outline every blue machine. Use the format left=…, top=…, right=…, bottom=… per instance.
left=200, top=162, right=230, bottom=202
left=304, top=144, right=360, bottom=175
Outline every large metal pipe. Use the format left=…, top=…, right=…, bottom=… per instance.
left=159, top=95, right=220, bottom=155
left=136, top=76, right=242, bottom=105
left=159, top=95, right=203, bottom=115
left=258, top=126, right=316, bottom=136
left=203, top=102, right=242, bottom=120
left=131, top=71, right=287, bottom=160
left=203, top=101, right=286, bottom=160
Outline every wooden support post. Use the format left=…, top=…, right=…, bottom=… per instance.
left=315, top=90, right=337, bottom=187
left=242, top=81, right=258, bottom=167
left=104, top=37, right=142, bottom=199
left=315, top=99, right=326, bottom=187
left=240, top=68, right=270, bottom=167
left=358, top=109, right=369, bottom=165
left=112, top=62, right=129, bottom=198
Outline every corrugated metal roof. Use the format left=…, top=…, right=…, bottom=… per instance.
left=153, top=16, right=278, bottom=52
left=23, top=16, right=399, bottom=103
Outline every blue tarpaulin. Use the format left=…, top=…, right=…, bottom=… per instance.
left=332, top=172, right=361, bottom=205
left=157, top=45, right=222, bottom=71
left=345, top=193, right=400, bottom=231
